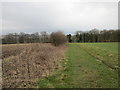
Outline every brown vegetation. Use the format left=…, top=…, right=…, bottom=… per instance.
left=50, top=31, right=67, bottom=46
left=2, top=43, right=66, bottom=88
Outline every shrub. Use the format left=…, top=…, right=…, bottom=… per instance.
left=50, top=31, right=67, bottom=46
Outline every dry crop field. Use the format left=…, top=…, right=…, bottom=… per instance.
left=1, top=43, right=66, bottom=88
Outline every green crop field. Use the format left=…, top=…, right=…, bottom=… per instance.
left=38, top=42, right=119, bottom=88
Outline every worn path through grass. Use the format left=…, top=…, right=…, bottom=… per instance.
left=38, top=43, right=118, bottom=88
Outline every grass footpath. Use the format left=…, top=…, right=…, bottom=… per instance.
left=38, top=43, right=119, bottom=88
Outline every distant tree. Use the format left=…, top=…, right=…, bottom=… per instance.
left=75, top=31, right=83, bottom=42
left=2, top=33, right=16, bottom=44
left=89, top=29, right=99, bottom=42
left=19, top=32, right=26, bottom=43
left=40, top=31, right=49, bottom=43
left=76, top=32, right=80, bottom=43
left=67, top=34, right=72, bottom=43
left=30, top=32, right=40, bottom=43
left=50, top=31, right=67, bottom=46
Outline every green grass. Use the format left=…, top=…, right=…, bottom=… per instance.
left=38, top=42, right=119, bottom=88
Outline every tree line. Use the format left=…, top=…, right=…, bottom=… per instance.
left=1, top=29, right=120, bottom=45
left=2, top=32, right=49, bottom=44
left=1, top=31, right=67, bottom=46
left=67, top=29, right=120, bottom=43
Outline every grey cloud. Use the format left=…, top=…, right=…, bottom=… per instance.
left=2, top=2, right=118, bottom=35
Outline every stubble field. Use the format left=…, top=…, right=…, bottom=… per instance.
left=1, top=43, right=66, bottom=88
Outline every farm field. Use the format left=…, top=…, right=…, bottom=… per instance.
left=38, top=42, right=119, bottom=88
left=2, top=43, right=66, bottom=88
left=1, top=1, right=119, bottom=88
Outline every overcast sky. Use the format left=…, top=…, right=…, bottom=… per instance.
left=0, top=0, right=119, bottom=35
